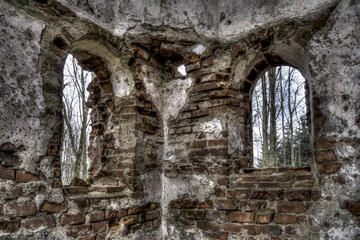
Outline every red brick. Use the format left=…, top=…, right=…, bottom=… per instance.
left=258, top=182, right=278, bottom=188
left=215, top=188, right=225, bottom=197
left=0, top=168, right=14, bottom=180
left=171, top=200, right=182, bottom=208
left=192, top=141, right=207, bottom=148
left=203, top=231, right=229, bottom=240
left=4, top=202, right=36, bottom=217
left=7, top=185, right=25, bottom=199
left=255, top=212, right=273, bottom=224
left=215, top=199, right=237, bottom=210
left=312, top=190, right=322, bottom=201
left=318, top=163, right=342, bottom=174
left=316, top=150, right=337, bottom=163
left=287, top=190, right=312, bottom=201
left=256, top=175, right=274, bottom=181
left=197, top=220, right=220, bottom=231
left=21, top=216, right=55, bottom=229
left=146, top=202, right=158, bottom=210
left=348, top=203, right=360, bottom=216
left=15, top=171, right=41, bottom=183
left=191, top=82, right=223, bottom=93
left=66, top=224, right=91, bottom=238
left=60, top=212, right=85, bottom=225
left=292, top=180, right=314, bottom=187
left=200, top=73, right=217, bottom=83
left=246, top=201, right=267, bottom=211
left=199, top=200, right=214, bottom=208
left=118, top=209, right=128, bottom=218
left=251, top=190, right=284, bottom=200
left=90, top=209, right=104, bottom=222
left=285, top=226, right=297, bottom=235
left=221, top=223, right=242, bottom=233
left=243, top=225, right=261, bottom=235
left=92, top=221, right=108, bottom=233
left=315, top=138, right=335, bottom=148
left=182, top=199, right=199, bottom=208
left=77, top=236, right=95, bottom=240
left=40, top=201, right=67, bottom=213
left=105, top=210, right=117, bottom=220
left=145, top=210, right=160, bottom=221
left=122, top=215, right=138, bottom=227
left=228, top=212, right=254, bottom=223
left=227, top=189, right=249, bottom=199
left=0, top=221, right=20, bottom=233
left=109, top=219, right=121, bottom=230
left=182, top=209, right=204, bottom=220
left=277, top=202, right=307, bottom=213
left=136, top=48, right=149, bottom=60
left=191, top=108, right=209, bottom=118
left=274, top=214, right=297, bottom=224
left=262, top=225, right=283, bottom=236
left=205, top=210, right=226, bottom=221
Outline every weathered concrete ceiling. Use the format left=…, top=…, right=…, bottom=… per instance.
left=58, top=0, right=340, bottom=41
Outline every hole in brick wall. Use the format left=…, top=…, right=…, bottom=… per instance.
left=177, top=64, right=187, bottom=76
left=61, top=54, right=93, bottom=185
left=53, top=37, right=68, bottom=51
left=252, top=66, right=308, bottom=168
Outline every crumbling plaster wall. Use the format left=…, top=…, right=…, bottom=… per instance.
left=57, top=0, right=339, bottom=40
left=0, top=0, right=359, bottom=239
left=0, top=1, right=48, bottom=174
left=307, top=0, right=360, bottom=238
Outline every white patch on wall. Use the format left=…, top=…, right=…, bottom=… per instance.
left=143, top=77, right=192, bottom=121
left=39, top=157, right=54, bottom=179
left=112, top=74, right=134, bottom=98
left=191, top=43, right=206, bottom=55
left=335, top=143, right=356, bottom=158
left=228, top=123, right=244, bottom=154
left=200, top=118, right=222, bottom=139
left=162, top=174, right=215, bottom=238
left=177, top=64, right=187, bottom=76
left=339, top=162, right=360, bottom=198
left=325, top=219, right=360, bottom=240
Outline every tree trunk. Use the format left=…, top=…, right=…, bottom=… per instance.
left=279, top=67, right=286, bottom=167
left=287, top=69, right=295, bottom=167
left=268, top=68, right=277, bottom=168
left=261, top=76, right=269, bottom=168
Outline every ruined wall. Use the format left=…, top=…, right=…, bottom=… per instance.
left=0, top=0, right=359, bottom=239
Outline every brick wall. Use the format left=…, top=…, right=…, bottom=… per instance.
left=1, top=1, right=358, bottom=239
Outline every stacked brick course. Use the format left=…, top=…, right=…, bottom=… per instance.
left=169, top=167, right=319, bottom=239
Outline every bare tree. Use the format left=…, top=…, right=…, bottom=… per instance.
left=252, top=66, right=307, bottom=168
left=61, top=54, right=92, bottom=184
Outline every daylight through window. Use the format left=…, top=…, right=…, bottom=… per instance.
left=61, top=54, right=92, bottom=184
left=252, top=66, right=308, bottom=168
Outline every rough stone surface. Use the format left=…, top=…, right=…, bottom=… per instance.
left=0, top=0, right=359, bottom=239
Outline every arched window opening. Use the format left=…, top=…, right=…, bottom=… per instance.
left=252, top=66, right=308, bottom=168
left=61, top=54, right=93, bottom=185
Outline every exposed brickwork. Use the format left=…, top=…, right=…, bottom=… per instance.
left=169, top=167, right=319, bottom=239
left=2, top=1, right=354, bottom=239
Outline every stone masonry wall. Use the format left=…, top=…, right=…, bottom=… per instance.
left=0, top=0, right=359, bottom=239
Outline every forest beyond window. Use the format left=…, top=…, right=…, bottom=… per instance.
left=61, top=54, right=92, bottom=185
left=252, top=66, right=309, bottom=168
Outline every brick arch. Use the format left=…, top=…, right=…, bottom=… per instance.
left=233, top=41, right=311, bottom=96
left=35, top=20, right=164, bottom=236
left=39, top=20, right=162, bottom=190
left=230, top=40, right=320, bottom=177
